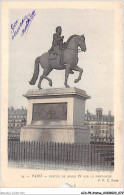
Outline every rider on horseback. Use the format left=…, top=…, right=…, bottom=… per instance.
left=49, top=26, right=74, bottom=73
left=52, top=26, right=64, bottom=55
left=49, top=26, right=64, bottom=55
left=49, top=26, right=64, bottom=66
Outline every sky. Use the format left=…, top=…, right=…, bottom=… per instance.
left=9, top=9, right=114, bottom=115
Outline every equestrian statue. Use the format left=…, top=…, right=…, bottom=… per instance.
left=29, top=26, right=87, bottom=89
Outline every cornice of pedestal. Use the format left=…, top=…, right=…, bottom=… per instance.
left=23, top=87, right=91, bottom=100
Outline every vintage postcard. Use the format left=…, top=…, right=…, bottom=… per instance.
left=1, top=1, right=123, bottom=189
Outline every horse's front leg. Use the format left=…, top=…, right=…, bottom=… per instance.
left=64, top=63, right=71, bottom=88
left=73, top=66, right=83, bottom=83
left=38, top=68, right=52, bottom=89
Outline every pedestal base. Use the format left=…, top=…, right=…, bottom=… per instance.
left=20, top=125, right=90, bottom=144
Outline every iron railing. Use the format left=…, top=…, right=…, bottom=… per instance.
left=8, top=141, right=114, bottom=170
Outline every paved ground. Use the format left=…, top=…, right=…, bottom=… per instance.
left=8, top=161, right=114, bottom=171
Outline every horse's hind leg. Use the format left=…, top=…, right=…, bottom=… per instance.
left=38, top=68, right=52, bottom=89
left=73, top=66, right=83, bottom=83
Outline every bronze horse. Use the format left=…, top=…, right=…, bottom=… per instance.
left=29, top=35, right=86, bottom=89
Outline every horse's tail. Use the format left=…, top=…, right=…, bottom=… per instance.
left=29, top=57, right=40, bottom=85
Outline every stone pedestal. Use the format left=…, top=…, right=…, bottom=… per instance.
left=20, top=88, right=91, bottom=144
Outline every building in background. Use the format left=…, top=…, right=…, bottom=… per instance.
left=85, top=108, right=114, bottom=144
left=8, top=106, right=27, bottom=141
left=8, top=106, right=114, bottom=143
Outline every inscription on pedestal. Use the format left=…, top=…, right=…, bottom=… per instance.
left=32, top=103, right=67, bottom=121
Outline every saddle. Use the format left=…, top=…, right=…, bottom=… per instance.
left=49, top=49, right=64, bottom=66
left=48, top=42, right=68, bottom=66
left=49, top=53, right=58, bottom=60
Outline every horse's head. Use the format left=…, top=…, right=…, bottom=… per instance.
left=76, top=35, right=86, bottom=52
